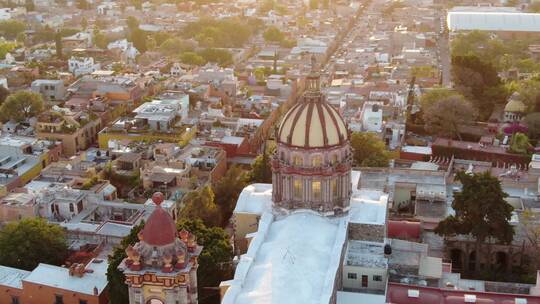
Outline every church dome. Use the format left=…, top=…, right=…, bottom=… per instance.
left=504, top=92, right=526, bottom=113
left=140, top=192, right=177, bottom=246
left=277, top=100, right=348, bottom=148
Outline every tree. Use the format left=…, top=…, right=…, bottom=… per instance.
left=508, top=132, right=530, bottom=154
left=213, top=166, right=249, bottom=226
left=0, top=91, right=44, bottom=123
left=55, top=30, right=62, bottom=59
left=521, top=209, right=540, bottom=271
left=452, top=55, right=505, bottom=120
left=160, top=38, right=196, bottom=57
left=179, top=52, right=205, bottom=66
left=198, top=48, right=233, bottom=66
left=435, top=171, right=514, bottom=273
left=176, top=218, right=232, bottom=304
left=129, top=28, right=147, bottom=53
left=76, top=0, right=90, bottom=9
left=263, top=26, right=284, bottom=43
left=524, top=112, right=540, bottom=139
left=81, top=16, right=88, bottom=30
left=126, top=16, right=140, bottom=31
left=106, top=222, right=144, bottom=304
left=423, top=95, right=476, bottom=140
left=93, top=30, right=108, bottom=49
left=420, top=87, right=462, bottom=111
left=249, top=151, right=272, bottom=183
left=25, top=0, right=35, bottom=11
left=0, top=41, right=17, bottom=60
left=0, top=20, right=26, bottom=40
left=350, top=132, right=391, bottom=167
left=0, top=85, right=9, bottom=105
left=529, top=2, right=540, bottom=13
left=146, top=36, right=156, bottom=51
left=180, top=185, right=221, bottom=227
left=309, top=0, right=319, bottom=10
left=0, top=218, right=68, bottom=270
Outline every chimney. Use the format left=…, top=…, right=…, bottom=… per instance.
left=93, top=286, right=98, bottom=296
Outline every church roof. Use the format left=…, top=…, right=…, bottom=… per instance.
left=140, top=192, right=177, bottom=246
left=504, top=92, right=526, bottom=113
left=277, top=94, right=348, bottom=148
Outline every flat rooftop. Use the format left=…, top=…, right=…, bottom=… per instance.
left=224, top=212, right=347, bottom=304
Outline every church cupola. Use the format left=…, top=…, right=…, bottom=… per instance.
left=120, top=192, right=203, bottom=304
left=271, top=58, right=352, bottom=216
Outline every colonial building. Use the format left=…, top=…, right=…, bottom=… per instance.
left=119, top=192, right=202, bottom=304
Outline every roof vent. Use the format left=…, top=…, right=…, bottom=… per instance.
left=464, top=294, right=476, bottom=303
left=407, top=289, right=419, bottom=298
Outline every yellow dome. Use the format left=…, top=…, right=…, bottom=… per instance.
left=277, top=100, right=348, bottom=148
left=504, top=93, right=526, bottom=113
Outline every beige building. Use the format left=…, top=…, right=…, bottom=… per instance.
left=36, top=109, right=102, bottom=156
left=0, top=192, right=37, bottom=223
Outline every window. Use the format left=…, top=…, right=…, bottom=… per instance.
left=69, top=203, right=74, bottom=212
left=293, top=180, right=303, bottom=200
left=311, top=155, right=322, bottom=167
left=331, top=179, right=338, bottom=198
left=79, top=300, right=88, bottom=304
left=312, top=181, right=321, bottom=201
left=293, top=155, right=303, bottom=166
left=373, top=275, right=382, bottom=282
left=11, top=296, right=20, bottom=304
left=332, top=154, right=338, bottom=164
left=55, top=295, right=64, bottom=304
left=347, top=273, right=357, bottom=279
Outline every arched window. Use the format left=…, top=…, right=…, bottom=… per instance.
left=312, top=181, right=321, bottom=201
left=293, top=155, right=303, bottom=166
left=331, top=154, right=338, bottom=164
left=312, top=155, right=322, bottom=167
left=293, top=179, right=303, bottom=200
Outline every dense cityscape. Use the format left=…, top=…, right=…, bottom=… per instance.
left=0, top=0, right=539, bottom=303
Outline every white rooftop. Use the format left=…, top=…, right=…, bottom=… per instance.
left=23, top=258, right=108, bottom=295
left=349, top=190, right=388, bottom=225
left=234, top=183, right=273, bottom=214
left=447, top=12, right=540, bottom=32
left=224, top=212, right=347, bottom=304
left=0, top=265, right=30, bottom=289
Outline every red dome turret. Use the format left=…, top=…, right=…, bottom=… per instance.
left=141, top=192, right=177, bottom=246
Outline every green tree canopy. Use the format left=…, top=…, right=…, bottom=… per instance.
left=0, top=85, right=9, bottom=104
left=159, top=38, right=196, bottom=57
left=180, top=185, right=221, bottom=227
left=435, top=171, right=514, bottom=272
left=423, top=95, right=476, bottom=140
left=263, top=26, right=285, bottom=43
left=524, top=112, right=540, bottom=139
left=350, top=132, right=391, bottom=167
left=198, top=48, right=233, bottom=66
left=213, top=166, right=249, bottom=226
left=183, top=18, right=258, bottom=48
left=179, top=51, right=205, bottom=66
left=509, top=132, right=531, bottom=154
left=93, top=29, right=108, bottom=49
left=0, top=40, right=17, bottom=60
left=126, top=16, right=140, bottom=31
left=0, top=91, right=44, bottom=123
left=0, top=20, right=26, bottom=40
left=249, top=150, right=272, bottom=183
left=0, top=218, right=68, bottom=270
left=176, top=218, right=233, bottom=304
left=420, top=87, right=462, bottom=111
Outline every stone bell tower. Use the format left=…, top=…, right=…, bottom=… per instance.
left=119, top=192, right=202, bottom=304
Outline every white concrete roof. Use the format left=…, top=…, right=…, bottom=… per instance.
left=224, top=212, right=348, bottom=304
left=234, top=184, right=273, bottom=215
left=447, top=12, right=540, bottom=32
left=23, top=258, right=108, bottom=295
left=0, top=265, right=30, bottom=289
